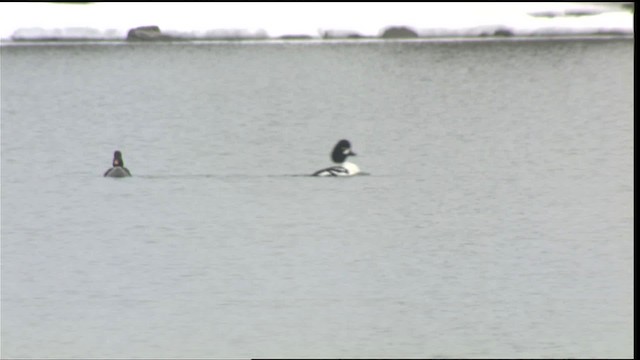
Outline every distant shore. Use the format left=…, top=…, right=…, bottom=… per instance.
left=2, top=34, right=633, bottom=45
left=2, top=24, right=634, bottom=45
left=1, top=2, right=633, bottom=44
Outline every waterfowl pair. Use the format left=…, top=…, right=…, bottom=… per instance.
left=103, top=140, right=361, bottom=178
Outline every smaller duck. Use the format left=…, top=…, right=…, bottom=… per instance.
left=104, top=150, right=132, bottom=177
left=312, top=139, right=361, bottom=176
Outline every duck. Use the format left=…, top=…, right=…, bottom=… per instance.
left=104, top=150, right=132, bottom=177
left=312, top=139, right=360, bottom=176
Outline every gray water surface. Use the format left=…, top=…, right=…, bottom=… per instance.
left=1, top=38, right=634, bottom=358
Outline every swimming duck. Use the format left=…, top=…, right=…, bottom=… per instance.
left=312, top=139, right=360, bottom=176
left=104, top=150, right=132, bottom=177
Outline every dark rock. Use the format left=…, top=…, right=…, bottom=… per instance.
left=380, top=26, right=418, bottom=39
left=564, top=9, right=602, bottom=17
left=528, top=11, right=559, bottom=18
left=127, top=26, right=174, bottom=41
left=321, top=30, right=364, bottom=39
left=477, top=26, right=514, bottom=37
left=493, top=28, right=514, bottom=37
left=279, top=34, right=314, bottom=40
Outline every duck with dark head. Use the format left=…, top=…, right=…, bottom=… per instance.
left=104, top=150, right=132, bottom=177
left=312, top=139, right=360, bottom=176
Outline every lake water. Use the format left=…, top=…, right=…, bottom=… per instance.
left=1, top=37, right=634, bottom=359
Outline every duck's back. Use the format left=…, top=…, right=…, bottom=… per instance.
left=104, top=167, right=131, bottom=178
left=312, top=162, right=360, bottom=177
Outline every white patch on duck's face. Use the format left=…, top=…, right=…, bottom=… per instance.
left=342, top=147, right=356, bottom=157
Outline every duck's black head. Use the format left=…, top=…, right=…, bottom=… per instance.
left=112, top=150, right=124, bottom=167
left=331, top=139, right=356, bottom=163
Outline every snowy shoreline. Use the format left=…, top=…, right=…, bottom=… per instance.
left=3, top=23, right=634, bottom=44
left=2, top=34, right=633, bottom=48
left=0, top=2, right=633, bottom=44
